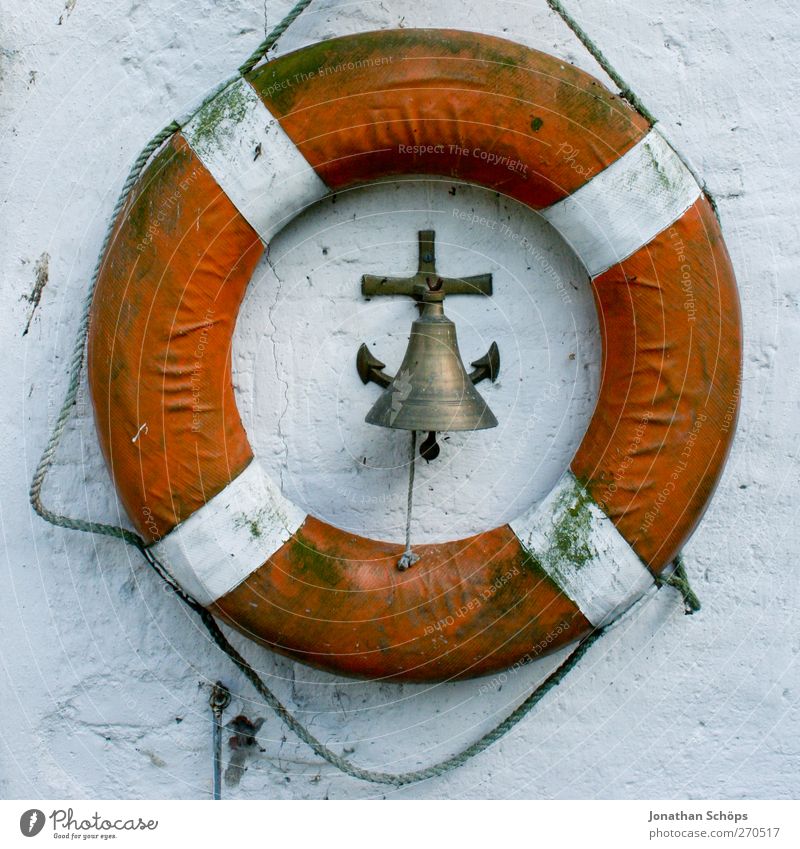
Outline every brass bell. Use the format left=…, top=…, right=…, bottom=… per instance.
left=360, top=285, right=499, bottom=433
left=357, top=230, right=500, bottom=461
left=356, top=232, right=500, bottom=566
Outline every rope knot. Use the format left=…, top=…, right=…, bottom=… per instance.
left=656, top=556, right=702, bottom=614
left=397, top=550, right=419, bottom=571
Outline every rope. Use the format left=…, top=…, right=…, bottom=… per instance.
left=397, top=430, right=420, bottom=571
left=547, top=0, right=720, bottom=219
left=29, top=120, right=180, bottom=548
left=238, top=0, right=316, bottom=76
left=545, top=0, right=657, bottom=125
left=141, top=536, right=610, bottom=786
left=656, top=554, right=702, bottom=614
left=27, top=0, right=702, bottom=787
left=151, top=546, right=688, bottom=786
left=191, top=597, right=606, bottom=786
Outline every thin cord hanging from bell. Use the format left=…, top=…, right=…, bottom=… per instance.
left=397, top=430, right=420, bottom=571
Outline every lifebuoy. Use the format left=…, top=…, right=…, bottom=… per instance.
left=89, top=29, right=741, bottom=682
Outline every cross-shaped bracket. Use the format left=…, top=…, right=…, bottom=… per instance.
left=361, top=230, right=493, bottom=300
left=357, top=229, right=499, bottom=390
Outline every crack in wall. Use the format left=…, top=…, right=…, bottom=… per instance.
left=265, top=252, right=291, bottom=496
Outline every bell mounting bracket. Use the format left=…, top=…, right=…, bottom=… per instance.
left=358, top=230, right=499, bottom=388
left=361, top=229, right=493, bottom=300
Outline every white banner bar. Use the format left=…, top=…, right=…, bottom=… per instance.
left=2, top=800, right=797, bottom=848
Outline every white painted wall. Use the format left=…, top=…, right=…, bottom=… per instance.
left=2, top=0, right=798, bottom=800
left=235, top=180, right=597, bottom=543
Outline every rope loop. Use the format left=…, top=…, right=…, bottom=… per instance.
left=192, top=597, right=606, bottom=786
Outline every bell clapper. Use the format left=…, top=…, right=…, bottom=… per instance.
left=397, top=430, right=420, bottom=571
left=419, top=430, right=440, bottom=462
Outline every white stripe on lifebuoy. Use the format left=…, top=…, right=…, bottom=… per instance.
left=149, top=459, right=305, bottom=606
left=510, top=472, right=653, bottom=626
left=541, top=129, right=701, bottom=277
left=182, top=77, right=328, bottom=242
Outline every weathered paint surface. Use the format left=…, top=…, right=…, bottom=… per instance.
left=540, top=129, right=701, bottom=276
left=88, top=135, right=262, bottom=540
left=510, top=472, right=654, bottom=626
left=211, top=516, right=591, bottom=681
left=249, top=28, right=649, bottom=209
left=571, top=197, right=741, bottom=569
left=181, top=77, right=329, bottom=241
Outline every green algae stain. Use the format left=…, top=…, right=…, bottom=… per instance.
left=233, top=502, right=286, bottom=543
left=517, top=544, right=575, bottom=606
left=122, top=142, right=190, bottom=244
left=250, top=29, right=561, bottom=116
left=550, top=480, right=594, bottom=569
left=519, top=546, right=545, bottom=576
left=518, top=479, right=598, bottom=593
left=643, top=139, right=675, bottom=194
left=188, top=82, right=252, bottom=159
left=292, top=533, right=343, bottom=588
left=233, top=511, right=261, bottom=541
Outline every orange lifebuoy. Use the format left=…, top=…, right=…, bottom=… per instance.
left=88, top=29, right=741, bottom=682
